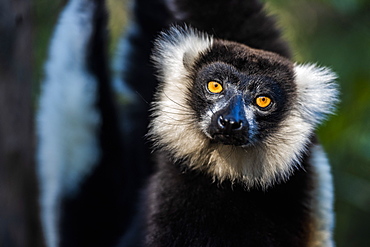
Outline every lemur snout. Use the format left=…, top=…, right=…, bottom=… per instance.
left=217, top=115, right=243, bottom=134
left=210, top=96, right=249, bottom=146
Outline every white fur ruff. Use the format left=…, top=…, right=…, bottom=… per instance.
left=37, top=1, right=100, bottom=246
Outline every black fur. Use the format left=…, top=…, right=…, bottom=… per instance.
left=123, top=0, right=174, bottom=102
left=118, top=0, right=176, bottom=216
left=166, top=0, right=291, bottom=58
left=144, top=148, right=315, bottom=247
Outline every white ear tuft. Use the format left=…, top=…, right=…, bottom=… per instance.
left=152, top=26, right=213, bottom=80
left=294, top=64, right=339, bottom=125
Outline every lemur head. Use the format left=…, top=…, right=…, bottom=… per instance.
left=149, top=26, right=338, bottom=189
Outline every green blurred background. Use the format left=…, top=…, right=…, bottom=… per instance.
left=33, top=0, right=370, bottom=246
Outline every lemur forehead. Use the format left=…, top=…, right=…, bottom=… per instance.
left=196, top=39, right=294, bottom=77
left=194, top=63, right=288, bottom=100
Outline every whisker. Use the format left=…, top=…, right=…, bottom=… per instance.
left=152, top=119, right=192, bottom=126
left=157, top=106, right=194, bottom=114
left=225, top=146, right=237, bottom=160
left=157, top=114, right=191, bottom=123
left=162, top=91, right=189, bottom=110
left=135, top=91, right=149, bottom=105
left=158, top=110, right=194, bottom=116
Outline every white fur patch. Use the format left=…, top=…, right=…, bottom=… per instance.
left=150, top=27, right=339, bottom=189
left=294, top=64, right=339, bottom=125
left=37, top=1, right=100, bottom=246
left=152, top=26, right=213, bottom=82
left=308, top=145, right=335, bottom=247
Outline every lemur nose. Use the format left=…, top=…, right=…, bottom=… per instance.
left=217, top=115, right=243, bottom=133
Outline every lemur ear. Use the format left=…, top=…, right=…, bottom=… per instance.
left=152, top=26, right=213, bottom=77
left=183, top=51, right=197, bottom=71
left=294, top=64, right=339, bottom=125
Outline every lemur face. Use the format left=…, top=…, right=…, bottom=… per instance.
left=188, top=41, right=296, bottom=147
left=150, top=26, right=338, bottom=188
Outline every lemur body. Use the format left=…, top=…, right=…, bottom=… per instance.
left=136, top=27, right=337, bottom=247
left=145, top=145, right=325, bottom=246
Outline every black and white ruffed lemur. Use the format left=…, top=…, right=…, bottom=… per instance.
left=120, top=0, right=338, bottom=246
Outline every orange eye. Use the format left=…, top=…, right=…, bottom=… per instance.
left=256, top=96, right=272, bottom=108
left=207, top=81, right=223, bottom=94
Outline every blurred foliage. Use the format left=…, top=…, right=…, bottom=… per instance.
left=33, top=0, right=370, bottom=246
